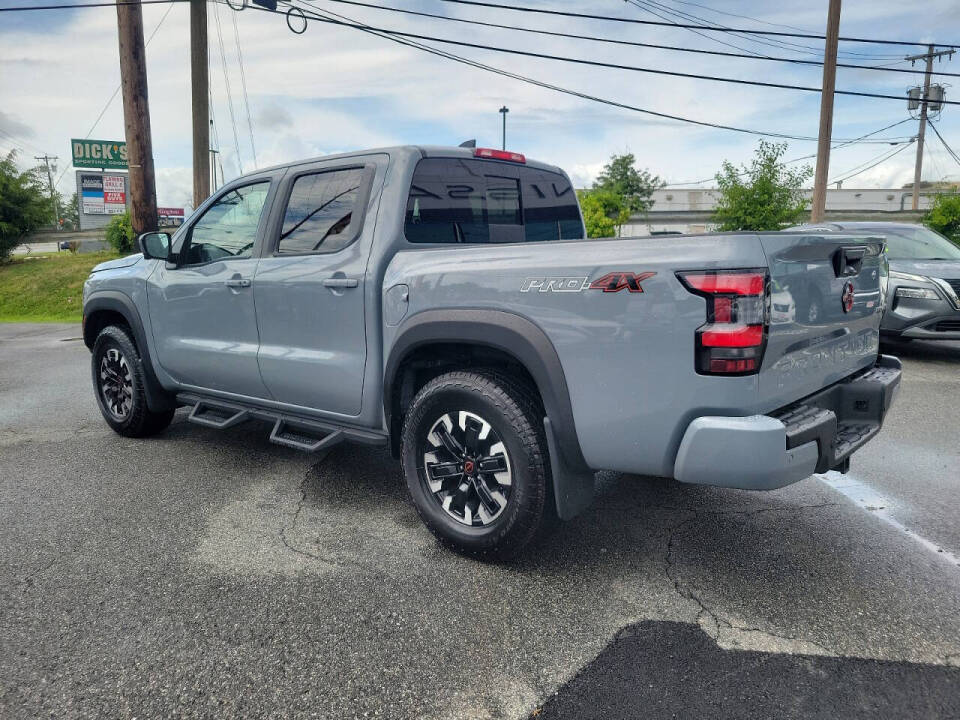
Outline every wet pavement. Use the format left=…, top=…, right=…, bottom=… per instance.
left=1, top=324, right=958, bottom=718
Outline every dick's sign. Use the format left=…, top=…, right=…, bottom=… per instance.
left=71, top=139, right=128, bottom=170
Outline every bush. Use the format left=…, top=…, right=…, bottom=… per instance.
left=712, top=140, right=812, bottom=231
left=577, top=189, right=630, bottom=238
left=105, top=211, right=136, bottom=254
left=923, top=193, right=960, bottom=246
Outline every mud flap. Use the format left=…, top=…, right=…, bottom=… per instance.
left=544, top=417, right=596, bottom=520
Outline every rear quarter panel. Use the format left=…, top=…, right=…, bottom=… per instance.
left=383, top=234, right=772, bottom=476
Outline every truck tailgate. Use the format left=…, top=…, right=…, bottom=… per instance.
left=757, top=233, right=886, bottom=411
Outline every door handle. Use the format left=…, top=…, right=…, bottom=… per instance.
left=322, top=277, right=359, bottom=289
left=225, top=277, right=251, bottom=288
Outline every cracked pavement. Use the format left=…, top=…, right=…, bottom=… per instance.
left=1, top=324, right=959, bottom=718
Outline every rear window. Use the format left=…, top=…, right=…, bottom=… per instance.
left=405, top=158, right=583, bottom=244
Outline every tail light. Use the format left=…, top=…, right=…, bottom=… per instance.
left=677, top=268, right=769, bottom=376
left=474, top=147, right=526, bottom=163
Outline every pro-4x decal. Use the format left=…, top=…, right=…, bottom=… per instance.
left=521, top=271, right=656, bottom=293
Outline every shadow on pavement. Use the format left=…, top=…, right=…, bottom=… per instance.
left=533, top=620, right=960, bottom=720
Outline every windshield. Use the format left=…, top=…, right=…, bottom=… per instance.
left=881, top=225, right=960, bottom=260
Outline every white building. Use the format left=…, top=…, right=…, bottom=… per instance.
left=622, top=187, right=940, bottom=236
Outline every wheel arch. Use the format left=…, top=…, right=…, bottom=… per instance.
left=83, top=292, right=175, bottom=412
left=384, top=309, right=595, bottom=519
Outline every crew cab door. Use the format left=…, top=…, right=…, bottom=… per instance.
left=146, top=176, right=277, bottom=397
left=252, top=157, right=383, bottom=417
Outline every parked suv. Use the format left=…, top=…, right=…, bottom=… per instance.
left=789, top=222, right=960, bottom=341
left=83, top=146, right=900, bottom=557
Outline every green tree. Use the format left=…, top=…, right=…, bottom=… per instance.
left=923, top=193, right=960, bottom=245
left=0, top=150, right=54, bottom=262
left=64, top=192, right=80, bottom=231
left=593, top=153, right=662, bottom=215
left=712, top=140, right=812, bottom=231
left=105, top=211, right=136, bottom=254
left=577, top=189, right=630, bottom=238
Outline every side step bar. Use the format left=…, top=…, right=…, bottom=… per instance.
left=178, top=393, right=387, bottom=454
left=269, top=421, right=343, bottom=453
left=188, top=401, right=250, bottom=429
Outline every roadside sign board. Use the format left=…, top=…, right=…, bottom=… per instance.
left=76, top=170, right=130, bottom=230
left=71, top=138, right=128, bottom=169
left=157, top=207, right=185, bottom=218
left=80, top=172, right=127, bottom=215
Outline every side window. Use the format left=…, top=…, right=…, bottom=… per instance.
left=277, top=167, right=366, bottom=254
left=404, top=158, right=583, bottom=244
left=521, top=168, right=583, bottom=242
left=406, top=158, right=489, bottom=244
left=182, top=181, right=270, bottom=265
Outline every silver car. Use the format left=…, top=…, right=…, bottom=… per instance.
left=790, top=222, right=960, bottom=341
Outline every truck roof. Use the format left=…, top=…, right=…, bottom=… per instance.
left=249, top=144, right=566, bottom=178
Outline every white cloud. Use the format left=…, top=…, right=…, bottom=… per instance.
left=1, top=0, right=957, bottom=205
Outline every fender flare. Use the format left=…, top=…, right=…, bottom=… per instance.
left=83, top=291, right=175, bottom=412
left=384, top=309, right=595, bottom=519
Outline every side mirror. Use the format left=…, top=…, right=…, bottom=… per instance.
left=138, top=232, right=171, bottom=260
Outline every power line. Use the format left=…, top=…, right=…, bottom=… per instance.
left=315, top=0, right=957, bottom=77
left=6, top=0, right=956, bottom=50
left=256, top=1, right=922, bottom=145
left=656, top=0, right=814, bottom=35
left=621, top=0, right=770, bottom=60
left=212, top=0, right=244, bottom=174
left=0, top=0, right=189, bottom=11
left=829, top=140, right=915, bottom=185
left=0, top=128, right=51, bottom=157
left=626, top=0, right=834, bottom=60
left=625, top=0, right=904, bottom=60
left=425, top=0, right=959, bottom=49
left=256, top=7, right=960, bottom=106
left=231, top=7, right=258, bottom=168
left=663, top=118, right=916, bottom=186
left=54, top=0, right=176, bottom=190
left=928, top=121, right=960, bottom=167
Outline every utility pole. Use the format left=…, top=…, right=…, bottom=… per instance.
left=116, top=0, right=158, bottom=235
left=34, top=155, right=60, bottom=230
left=906, top=45, right=954, bottom=210
left=810, top=0, right=841, bottom=224
left=499, top=106, right=509, bottom=150
left=191, top=0, right=210, bottom=208
left=210, top=148, right=220, bottom=192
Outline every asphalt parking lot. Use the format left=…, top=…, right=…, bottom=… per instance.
left=1, top=323, right=959, bottom=718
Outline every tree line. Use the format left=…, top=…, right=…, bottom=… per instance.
left=579, top=141, right=960, bottom=243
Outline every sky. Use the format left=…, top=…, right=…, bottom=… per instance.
left=1, top=0, right=959, bottom=211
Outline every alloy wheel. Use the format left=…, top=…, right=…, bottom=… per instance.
left=420, top=410, right=513, bottom=527
left=99, top=347, right=133, bottom=420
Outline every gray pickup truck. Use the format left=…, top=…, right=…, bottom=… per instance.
left=82, top=145, right=901, bottom=557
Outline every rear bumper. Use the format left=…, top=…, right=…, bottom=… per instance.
left=673, top=354, right=901, bottom=490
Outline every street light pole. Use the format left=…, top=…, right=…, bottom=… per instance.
left=499, top=106, right=509, bottom=150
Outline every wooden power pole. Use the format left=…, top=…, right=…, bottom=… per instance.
left=116, top=0, right=158, bottom=235
left=191, top=0, right=210, bottom=208
left=906, top=46, right=954, bottom=210
left=810, top=0, right=841, bottom=224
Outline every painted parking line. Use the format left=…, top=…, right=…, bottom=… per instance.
left=818, top=471, right=960, bottom=569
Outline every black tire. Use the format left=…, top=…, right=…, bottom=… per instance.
left=400, top=370, right=550, bottom=559
left=91, top=325, right=175, bottom=438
